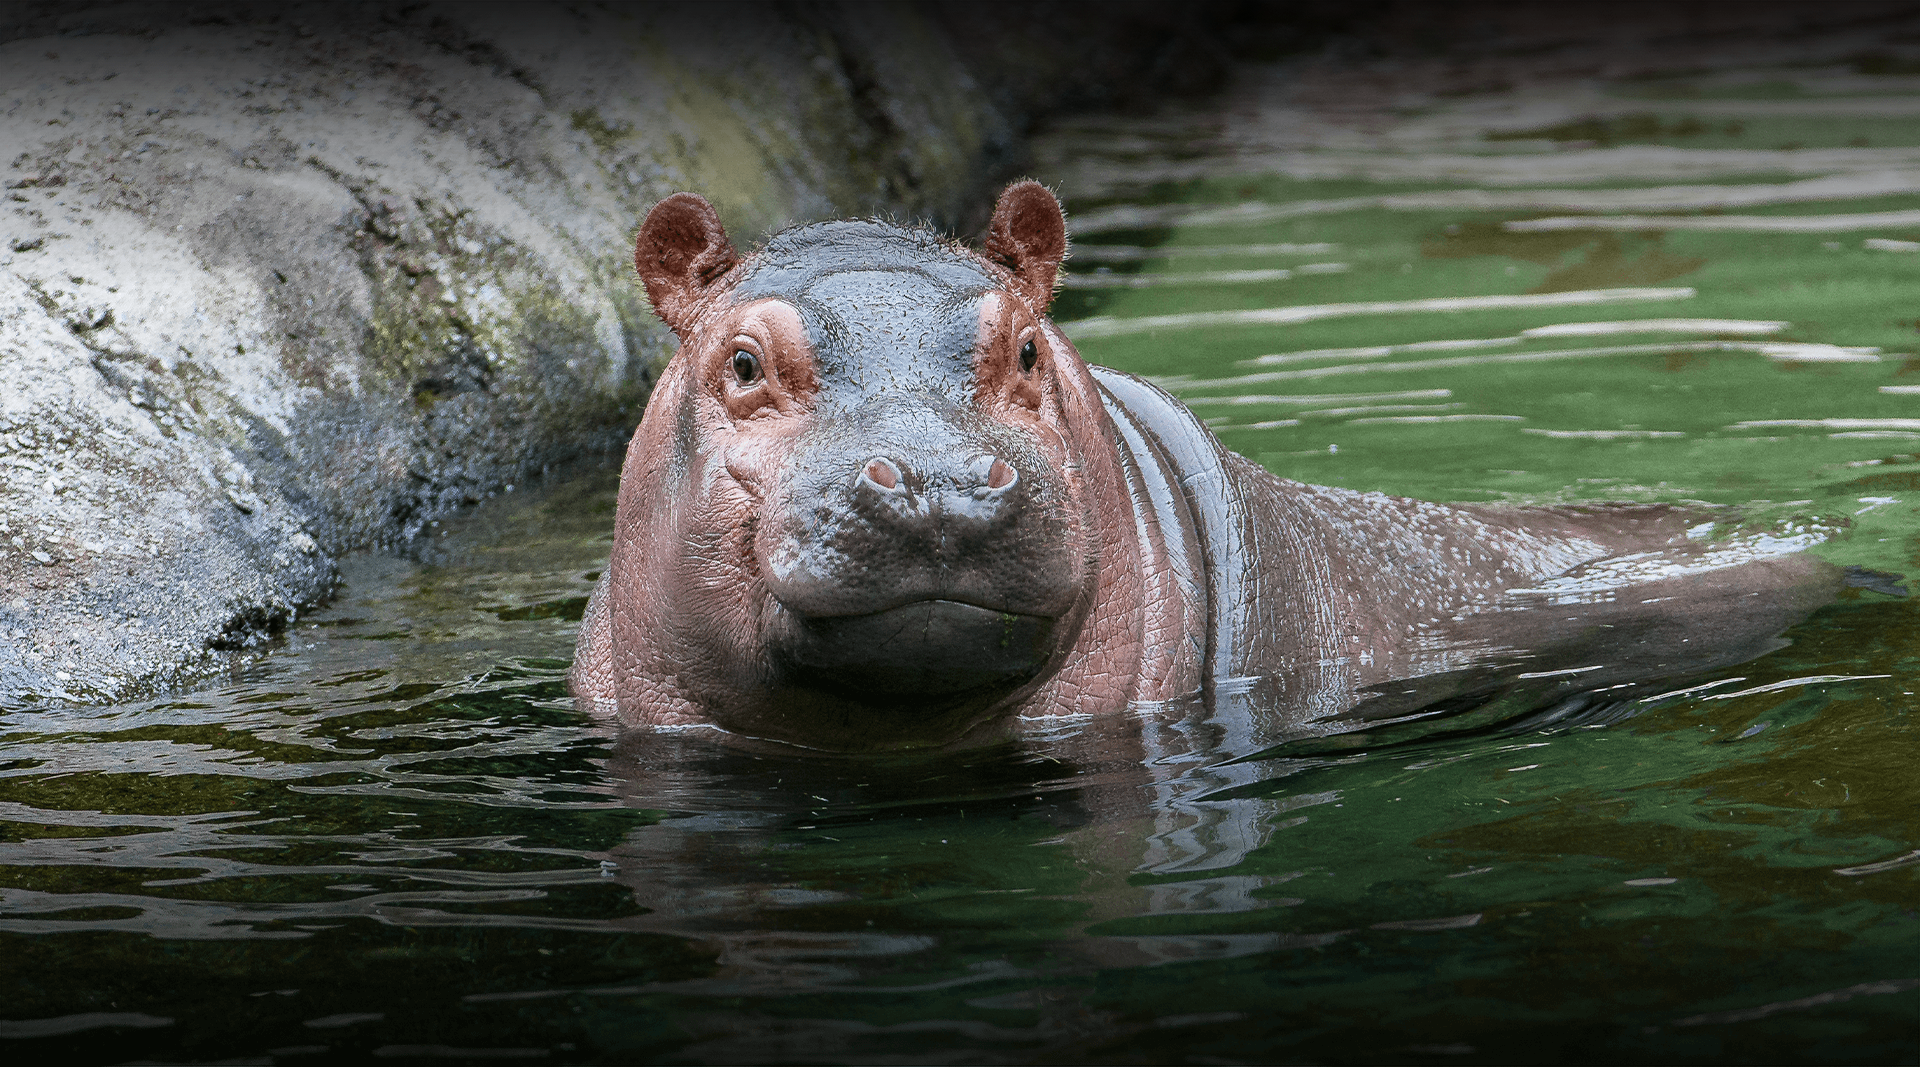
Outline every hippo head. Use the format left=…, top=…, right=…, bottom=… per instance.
left=613, top=183, right=1111, bottom=748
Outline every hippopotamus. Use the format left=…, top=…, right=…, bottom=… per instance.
left=570, top=182, right=1846, bottom=753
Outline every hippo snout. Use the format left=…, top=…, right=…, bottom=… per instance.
left=759, top=442, right=1072, bottom=701
left=754, top=392, right=1086, bottom=619
left=752, top=410, right=1087, bottom=705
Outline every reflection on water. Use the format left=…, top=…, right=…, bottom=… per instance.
left=14, top=32, right=1920, bottom=1064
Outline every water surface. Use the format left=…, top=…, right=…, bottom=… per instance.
left=10, top=50, right=1920, bottom=1064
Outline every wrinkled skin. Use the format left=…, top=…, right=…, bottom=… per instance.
left=572, top=183, right=1845, bottom=753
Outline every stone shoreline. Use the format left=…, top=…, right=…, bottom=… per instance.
left=0, top=1, right=1307, bottom=703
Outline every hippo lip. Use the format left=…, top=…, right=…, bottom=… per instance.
left=773, top=598, right=1056, bottom=701
left=779, top=592, right=1051, bottom=621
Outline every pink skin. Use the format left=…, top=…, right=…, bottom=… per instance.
left=571, top=185, right=1199, bottom=751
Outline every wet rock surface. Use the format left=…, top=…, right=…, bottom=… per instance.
left=0, top=1, right=1285, bottom=703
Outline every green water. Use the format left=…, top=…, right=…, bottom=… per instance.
left=11, top=57, right=1920, bottom=1064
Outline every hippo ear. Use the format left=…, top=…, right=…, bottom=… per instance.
left=634, top=193, right=741, bottom=335
left=983, top=181, right=1068, bottom=311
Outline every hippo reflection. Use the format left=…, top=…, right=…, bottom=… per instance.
left=571, top=182, right=1854, bottom=755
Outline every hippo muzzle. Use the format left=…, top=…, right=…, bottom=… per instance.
left=756, top=393, right=1081, bottom=702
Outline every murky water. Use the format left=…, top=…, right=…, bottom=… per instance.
left=12, top=50, right=1920, bottom=1064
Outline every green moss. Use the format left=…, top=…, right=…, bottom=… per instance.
left=569, top=107, right=633, bottom=153
left=362, top=227, right=614, bottom=412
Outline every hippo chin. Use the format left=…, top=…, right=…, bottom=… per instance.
left=571, top=182, right=1847, bottom=753
left=771, top=600, right=1055, bottom=700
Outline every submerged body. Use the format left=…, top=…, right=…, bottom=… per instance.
left=571, top=184, right=1840, bottom=753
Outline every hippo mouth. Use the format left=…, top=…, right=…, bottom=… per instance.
left=774, top=599, right=1055, bottom=701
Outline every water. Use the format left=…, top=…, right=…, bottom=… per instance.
left=11, top=50, right=1920, bottom=1064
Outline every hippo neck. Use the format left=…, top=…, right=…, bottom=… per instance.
left=1092, top=366, right=1242, bottom=674
left=1088, top=365, right=1349, bottom=749
left=1089, top=367, right=1280, bottom=709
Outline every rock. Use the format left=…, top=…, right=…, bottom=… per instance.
left=0, top=2, right=1331, bottom=704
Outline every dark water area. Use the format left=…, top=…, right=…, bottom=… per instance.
left=16, top=28, right=1920, bottom=1067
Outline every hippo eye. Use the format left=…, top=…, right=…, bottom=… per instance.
left=1019, top=339, right=1037, bottom=373
left=731, top=350, right=762, bottom=385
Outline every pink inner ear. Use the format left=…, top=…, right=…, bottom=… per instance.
left=635, top=193, right=738, bottom=331
left=985, top=181, right=1067, bottom=308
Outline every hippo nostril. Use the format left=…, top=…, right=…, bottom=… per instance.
left=860, top=457, right=903, bottom=492
left=967, top=454, right=1019, bottom=497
